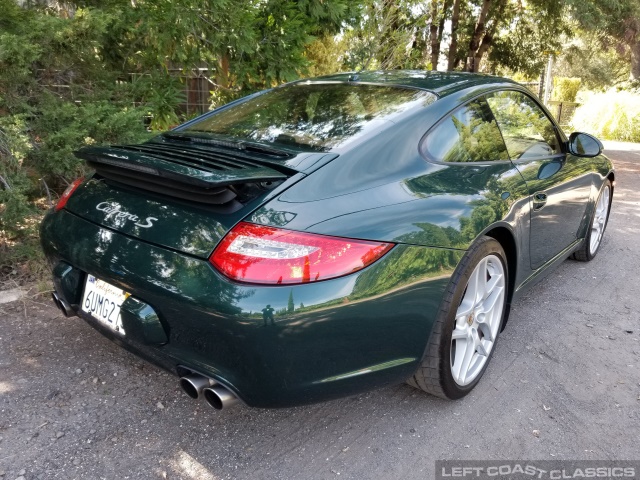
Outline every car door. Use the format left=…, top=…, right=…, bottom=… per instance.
left=485, top=90, right=591, bottom=270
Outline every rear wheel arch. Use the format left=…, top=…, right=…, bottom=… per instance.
left=573, top=178, right=612, bottom=262
left=484, top=226, right=517, bottom=330
left=484, top=227, right=517, bottom=303
left=408, top=235, right=509, bottom=399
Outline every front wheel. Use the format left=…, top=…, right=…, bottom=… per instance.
left=573, top=179, right=612, bottom=262
left=408, top=236, right=508, bottom=399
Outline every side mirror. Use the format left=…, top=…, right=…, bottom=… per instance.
left=568, top=132, right=603, bottom=157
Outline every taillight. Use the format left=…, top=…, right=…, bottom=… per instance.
left=210, top=222, right=394, bottom=285
left=55, top=177, right=84, bottom=211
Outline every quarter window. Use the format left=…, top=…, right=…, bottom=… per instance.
left=422, top=98, right=508, bottom=163
left=486, top=91, right=560, bottom=159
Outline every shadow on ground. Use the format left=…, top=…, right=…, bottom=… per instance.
left=0, top=143, right=639, bottom=480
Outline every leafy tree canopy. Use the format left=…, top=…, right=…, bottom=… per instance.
left=1, top=0, right=638, bottom=256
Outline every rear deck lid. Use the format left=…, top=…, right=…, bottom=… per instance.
left=65, top=139, right=336, bottom=257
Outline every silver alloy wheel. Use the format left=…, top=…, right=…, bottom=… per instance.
left=450, top=254, right=506, bottom=386
left=589, top=185, right=610, bottom=255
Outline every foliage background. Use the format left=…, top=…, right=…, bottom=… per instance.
left=1, top=0, right=639, bottom=283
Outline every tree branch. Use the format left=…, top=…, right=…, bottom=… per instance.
left=475, top=0, right=507, bottom=69
left=41, top=178, right=52, bottom=207
left=466, top=0, right=492, bottom=71
left=447, top=0, right=462, bottom=70
left=429, top=1, right=439, bottom=70
left=0, top=174, right=11, bottom=190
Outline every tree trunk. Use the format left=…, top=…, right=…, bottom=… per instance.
left=474, top=31, right=494, bottom=71
left=429, top=1, right=439, bottom=70
left=474, top=7, right=503, bottom=72
left=217, top=53, right=230, bottom=89
left=631, top=40, right=640, bottom=81
left=466, top=0, right=492, bottom=72
left=434, top=0, right=452, bottom=70
left=412, top=35, right=427, bottom=65
left=467, top=0, right=507, bottom=72
left=447, top=0, right=462, bottom=71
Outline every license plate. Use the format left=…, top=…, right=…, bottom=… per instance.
left=81, top=275, right=127, bottom=335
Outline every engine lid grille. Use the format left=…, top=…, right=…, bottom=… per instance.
left=75, top=142, right=293, bottom=207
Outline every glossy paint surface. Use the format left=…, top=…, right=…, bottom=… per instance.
left=65, top=177, right=263, bottom=258
left=42, top=209, right=462, bottom=407
left=40, top=71, right=614, bottom=407
left=513, top=156, right=592, bottom=269
left=120, top=296, right=168, bottom=345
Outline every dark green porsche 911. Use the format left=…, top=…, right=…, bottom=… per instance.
left=40, top=71, right=614, bottom=409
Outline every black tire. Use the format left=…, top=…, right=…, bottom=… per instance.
left=573, top=179, right=612, bottom=262
left=408, top=236, right=508, bottom=400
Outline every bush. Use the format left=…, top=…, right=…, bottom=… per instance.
left=0, top=100, right=151, bottom=231
left=571, top=90, right=640, bottom=142
left=0, top=5, right=152, bottom=240
left=0, top=0, right=363, bottom=284
left=553, top=77, right=581, bottom=102
left=30, top=97, right=152, bottom=180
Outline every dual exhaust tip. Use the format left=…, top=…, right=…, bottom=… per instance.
left=179, top=374, right=239, bottom=410
left=50, top=292, right=237, bottom=410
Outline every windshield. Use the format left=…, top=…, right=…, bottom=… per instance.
left=182, top=83, right=437, bottom=151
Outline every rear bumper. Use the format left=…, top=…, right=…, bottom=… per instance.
left=41, top=208, right=462, bottom=408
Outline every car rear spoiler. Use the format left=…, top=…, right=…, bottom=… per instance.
left=74, top=144, right=291, bottom=206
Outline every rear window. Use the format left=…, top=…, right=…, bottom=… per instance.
left=183, top=83, right=436, bottom=151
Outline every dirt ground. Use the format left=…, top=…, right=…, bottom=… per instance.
left=1, top=142, right=639, bottom=480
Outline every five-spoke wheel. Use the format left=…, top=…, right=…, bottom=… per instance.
left=450, top=254, right=506, bottom=386
left=590, top=183, right=611, bottom=255
left=574, top=179, right=612, bottom=262
left=409, top=236, right=508, bottom=399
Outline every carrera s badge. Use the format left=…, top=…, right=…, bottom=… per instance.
left=96, top=202, right=157, bottom=228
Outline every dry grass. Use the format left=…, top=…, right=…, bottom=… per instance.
left=0, top=199, right=52, bottom=291
left=571, top=90, right=640, bottom=142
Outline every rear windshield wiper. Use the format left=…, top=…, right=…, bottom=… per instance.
left=161, top=132, right=292, bottom=158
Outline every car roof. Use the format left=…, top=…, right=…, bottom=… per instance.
left=297, top=70, right=519, bottom=97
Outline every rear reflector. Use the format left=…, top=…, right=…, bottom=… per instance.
left=55, top=177, right=85, bottom=211
left=210, top=222, right=394, bottom=285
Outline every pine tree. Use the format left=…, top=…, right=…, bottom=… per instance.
left=287, top=290, right=295, bottom=314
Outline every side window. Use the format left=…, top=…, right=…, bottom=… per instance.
left=486, top=90, right=561, bottom=159
left=421, top=98, right=508, bottom=163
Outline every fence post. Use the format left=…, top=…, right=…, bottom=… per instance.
left=558, top=103, right=563, bottom=124
left=543, top=54, right=553, bottom=105
left=538, top=70, right=544, bottom=99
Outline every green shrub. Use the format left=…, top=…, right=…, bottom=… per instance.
left=31, top=96, right=152, bottom=182
left=553, top=77, right=581, bottom=102
left=0, top=101, right=150, bottom=232
left=0, top=116, right=37, bottom=228
left=0, top=6, right=152, bottom=239
left=571, top=90, right=640, bottom=142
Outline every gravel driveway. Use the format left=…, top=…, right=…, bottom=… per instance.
left=1, top=142, right=639, bottom=480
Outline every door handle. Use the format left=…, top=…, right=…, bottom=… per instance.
left=533, top=191, right=547, bottom=211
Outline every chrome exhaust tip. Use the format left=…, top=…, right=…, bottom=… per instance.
left=51, top=292, right=61, bottom=310
left=179, top=374, right=216, bottom=399
left=51, top=292, right=75, bottom=318
left=203, top=385, right=240, bottom=410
